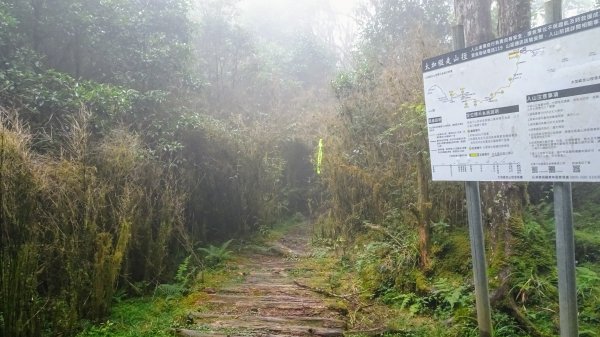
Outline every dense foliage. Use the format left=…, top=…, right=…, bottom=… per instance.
left=0, top=0, right=331, bottom=335
left=314, top=0, right=600, bottom=335
left=313, top=5, right=477, bottom=332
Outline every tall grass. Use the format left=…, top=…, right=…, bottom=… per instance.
left=0, top=108, right=185, bottom=336
left=0, top=106, right=305, bottom=336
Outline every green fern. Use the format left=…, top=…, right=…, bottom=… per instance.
left=175, top=255, right=191, bottom=285
left=198, top=239, right=234, bottom=268
left=431, top=278, right=472, bottom=310
left=577, top=266, right=600, bottom=300
left=154, top=283, right=185, bottom=299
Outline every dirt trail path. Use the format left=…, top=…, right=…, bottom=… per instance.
left=176, top=223, right=347, bottom=337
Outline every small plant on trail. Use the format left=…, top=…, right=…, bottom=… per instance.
left=154, top=283, right=186, bottom=299
left=429, top=278, right=473, bottom=313
left=258, top=224, right=271, bottom=236
left=154, top=255, right=200, bottom=299
left=175, top=255, right=194, bottom=286
left=381, top=290, right=425, bottom=316
left=77, top=320, right=115, bottom=337
left=198, top=239, right=234, bottom=268
left=492, top=311, right=527, bottom=337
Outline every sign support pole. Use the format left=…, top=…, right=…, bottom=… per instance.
left=466, top=181, right=493, bottom=337
left=545, top=2, right=579, bottom=336
left=453, top=25, right=493, bottom=337
left=554, top=182, right=578, bottom=337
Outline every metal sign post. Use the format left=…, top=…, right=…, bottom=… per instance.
left=453, top=25, right=493, bottom=337
left=466, top=181, right=493, bottom=337
left=554, top=182, right=578, bottom=337
left=545, top=2, right=579, bottom=336
left=425, top=2, right=597, bottom=335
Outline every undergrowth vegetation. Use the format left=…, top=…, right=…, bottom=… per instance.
left=305, top=194, right=600, bottom=336
left=309, top=1, right=600, bottom=336
left=0, top=0, right=319, bottom=335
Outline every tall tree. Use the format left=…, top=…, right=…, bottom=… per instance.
left=454, top=0, right=493, bottom=45
left=486, top=2, right=541, bottom=335
left=455, top=0, right=545, bottom=335
left=488, top=0, right=531, bottom=259
left=497, top=0, right=531, bottom=36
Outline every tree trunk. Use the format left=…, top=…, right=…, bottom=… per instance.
left=416, top=152, right=432, bottom=270
left=454, top=0, right=531, bottom=277
left=497, top=0, right=532, bottom=37
left=489, top=1, right=543, bottom=335
left=31, top=0, right=43, bottom=52
left=454, top=0, right=494, bottom=46
left=453, top=1, right=542, bottom=335
left=485, top=0, right=531, bottom=277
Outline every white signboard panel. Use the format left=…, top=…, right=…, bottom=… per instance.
left=423, top=10, right=600, bottom=182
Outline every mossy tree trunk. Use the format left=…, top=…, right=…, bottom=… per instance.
left=455, top=0, right=544, bottom=335
left=486, top=0, right=531, bottom=296
left=454, top=0, right=494, bottom=45
left=416, top=152, right=432, bottom=270
left=497, top=0, right=532, bottom=37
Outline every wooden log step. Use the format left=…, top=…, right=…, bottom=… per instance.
left=218, top=286, right=313, bottom=296
left=208, top=294, right=323, bottom=303
left=222, top=283, right=298, bottom=289
left=200, top=303, right=332, bottom=317
left=175, top=329, right=222, bottom=337
left=246, top=264, right=294, bottom=268
left=197, top=320, right=344, bottom=337
left=189, top=312, right=347, bottom=329
left=240, top=271, right=290, bottom=275
left=243, top=275, right=288, bottom=280
left=176, top=328, right=291, bottom=337
left=205, top=299, right=325, bottom=309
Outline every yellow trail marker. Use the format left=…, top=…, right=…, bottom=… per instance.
left=316, top=139, right=324, bottom=175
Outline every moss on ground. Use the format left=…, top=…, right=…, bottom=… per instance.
left=75, top=259, right=248, bottom=337
left=75, top=216, right=305, bottom=337
left=76, top=298, right=185, bottom=337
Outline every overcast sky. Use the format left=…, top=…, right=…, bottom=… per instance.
left=238, top=0, right=363, bottom=35
left=237, top=0, right=363, bottom=59
left=239, top=0, right=362, bottom=17
left=329, top=0, right=362, bottom=16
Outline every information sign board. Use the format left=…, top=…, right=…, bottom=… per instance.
left=423, top=9, right=600, bottom=182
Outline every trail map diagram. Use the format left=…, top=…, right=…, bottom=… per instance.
left=422, top=9, right=600, bottom=182
left=427, top=46, right=545, bottom=109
